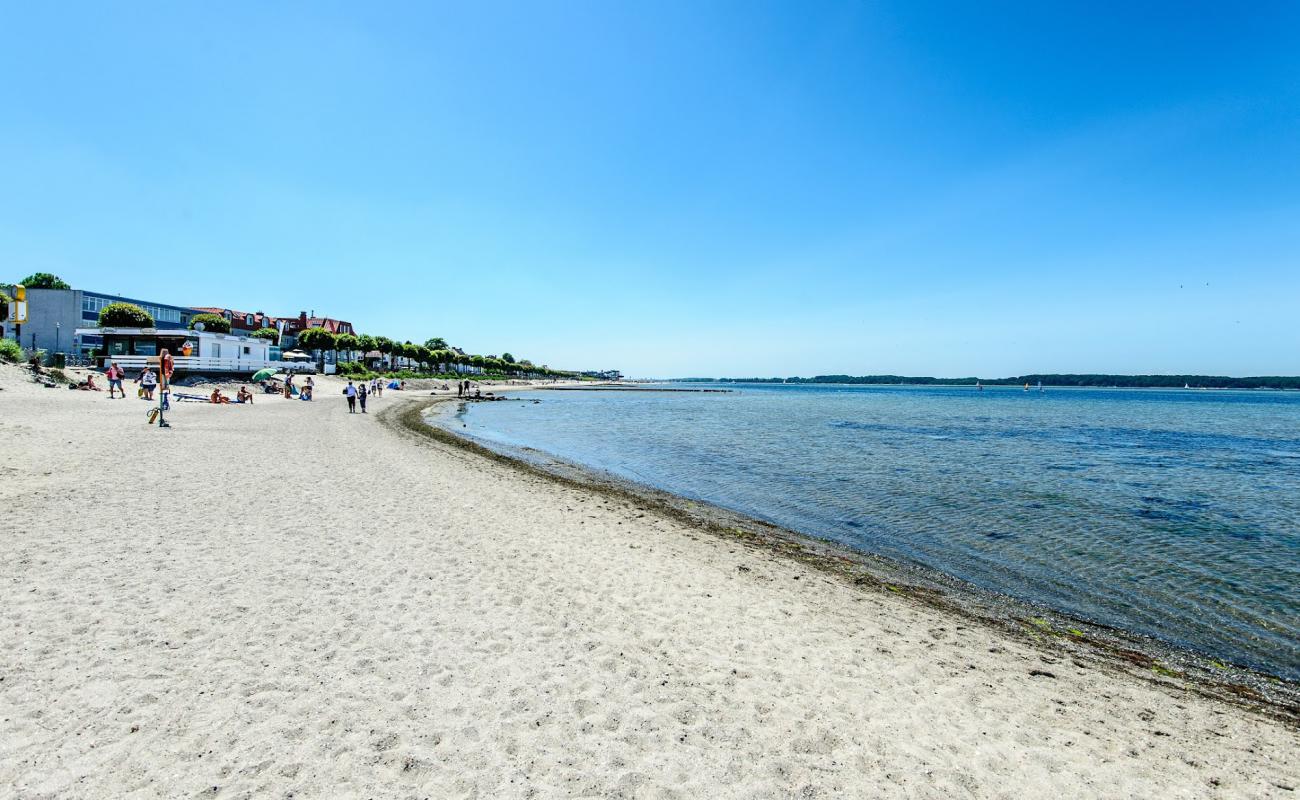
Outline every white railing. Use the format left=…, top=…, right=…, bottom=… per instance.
left=97, top=356, right=316, bottom=374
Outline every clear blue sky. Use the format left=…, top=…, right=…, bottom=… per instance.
left=2, top=2, right=1297, bottom=377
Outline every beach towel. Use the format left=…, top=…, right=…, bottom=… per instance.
left=388, top=381, right=400, bottom=389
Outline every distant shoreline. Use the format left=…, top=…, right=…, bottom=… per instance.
left=670, top=374, right=1300, bottom=390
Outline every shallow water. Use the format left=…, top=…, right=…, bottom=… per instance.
left=443, top=384, right=1300, bottom=679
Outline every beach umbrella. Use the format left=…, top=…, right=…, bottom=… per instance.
left=282, top=350, right=311, bottom=361
left=251, top=368, right=277, bottom=382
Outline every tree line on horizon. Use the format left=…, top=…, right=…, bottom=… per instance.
left=677, top=374, right=1300, bottom=390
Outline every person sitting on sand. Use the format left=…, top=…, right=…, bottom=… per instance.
left=79, top=373, right=101, bottom=391
left=303, top=376, right=314, bottom=401
left=236, top=386, right=253, bottom=404
left=210, top=388, right=231, bottom=404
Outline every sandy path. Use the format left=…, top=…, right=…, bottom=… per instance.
left=1, top=365, right=1296, bottom=798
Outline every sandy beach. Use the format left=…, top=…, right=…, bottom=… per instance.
left=1, top=363, right=1296, bottom=799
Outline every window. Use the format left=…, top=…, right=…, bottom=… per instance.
left=81, top=295, right=182, bottom=324
left=243, top=346, right=250, bottom=355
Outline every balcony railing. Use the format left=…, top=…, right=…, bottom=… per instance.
left=96, top=356, right=316, bottom=374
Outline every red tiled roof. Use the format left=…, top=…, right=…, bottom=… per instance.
left=306, top=318, right=352, bottom=333
left=192, top=307, right=279, bottom=329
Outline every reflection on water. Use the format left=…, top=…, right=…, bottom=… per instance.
left=446, top=384, right=1300, bottom=679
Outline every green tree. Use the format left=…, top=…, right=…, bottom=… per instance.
left=424, top=337, right=448, bottom=351
left=296, top=327, right=337, bottom=368
left=98, top=302, right=154, bottom=327
left=189, top=312, right=232, bottom=333
left=335, top=333, right=360, bottom=361
left=431, top=349, right=452, bottom=372
left=0, top=290, right=9, bottom=322
left=249, top=328, right=279, bottom=341
left=356, top=334, right=377, bottom=354
left=19, top=273, right=71, bottom=290
left=501, top=352, right=515, bottom=364
left=401, top=342, right=421, bottom=370
left=374, top=336, right=395, bottom=369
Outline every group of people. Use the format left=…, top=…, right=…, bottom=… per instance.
left=342, top=377, right=403, bottom=413
left=94, top=362, right=159, bottom=400
left=456, top=380, right=480, bottom=398
left=208, top=386, right=255, bottom=404
left=275, top=373, right=314, bottom=401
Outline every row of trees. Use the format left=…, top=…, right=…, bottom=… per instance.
left=294, top=328, right=562, bottom=377
left=91, top=297, right=573, bottom=378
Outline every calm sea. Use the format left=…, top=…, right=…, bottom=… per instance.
left=438, top=383, right=1300, bottom=680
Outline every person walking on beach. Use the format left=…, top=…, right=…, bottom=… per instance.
left=358, top=380, right=368, bottom=413
left=344, top=380, right=357, bottom=413
left=284, top=372, right=295, bottom=399
left=105, top=362, right=124, bottom=399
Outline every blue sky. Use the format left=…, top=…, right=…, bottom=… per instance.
left=2, top=1, right=1297, bottom=377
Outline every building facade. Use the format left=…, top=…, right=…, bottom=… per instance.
left=191, top=307, right=279, bottom=336
left=1, top=286, right=194, bottom=355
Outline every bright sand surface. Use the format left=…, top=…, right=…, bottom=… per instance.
left=1, top=364, right=1296, bottom=799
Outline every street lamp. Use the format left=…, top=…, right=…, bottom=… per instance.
left=55, top=322, right=60, bottom=354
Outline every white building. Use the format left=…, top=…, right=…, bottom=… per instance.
left=75, top=327, right=313, bottom=374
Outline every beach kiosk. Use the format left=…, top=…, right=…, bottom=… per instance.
left=75, top=327, right=312, bottom=376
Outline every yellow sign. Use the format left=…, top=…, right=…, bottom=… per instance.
left=11, top=285, right=26, bottom=323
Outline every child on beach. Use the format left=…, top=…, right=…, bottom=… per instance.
left=358, top=380, right=368, bottom=413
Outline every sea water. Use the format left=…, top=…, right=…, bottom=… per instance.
left=442, top=384, right=1300, bottom=680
